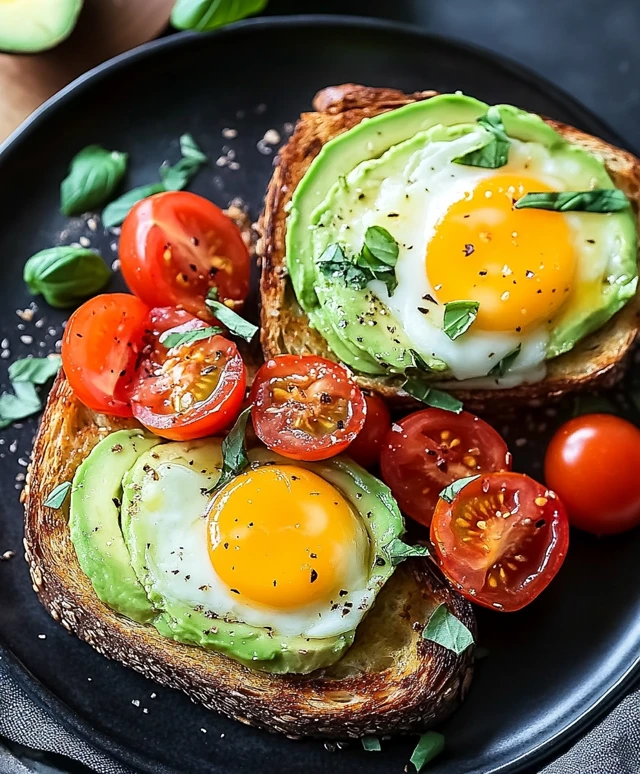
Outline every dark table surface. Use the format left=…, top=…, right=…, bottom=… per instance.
left=5, top=0, right=639, bottom=772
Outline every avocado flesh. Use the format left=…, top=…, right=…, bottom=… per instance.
left=0, top=0, right=83, bottom=53
left=287, top=94, right=638, bottom=380
left=69, top=429, right=161, bottom=623
left=120, top=440, right=404, bottom=674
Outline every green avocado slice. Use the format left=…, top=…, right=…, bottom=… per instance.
left=0, top=0, right=83, bottom=53
left=69, top=429, right=161, bottom=623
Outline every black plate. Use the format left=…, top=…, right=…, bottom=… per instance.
left=1, top=16, right=639, bottom=774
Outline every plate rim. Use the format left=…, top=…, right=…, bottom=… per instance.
left=1, top=14, right=637, bottom=774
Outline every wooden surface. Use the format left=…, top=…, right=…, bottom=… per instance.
left=0, top=0, right=175, bottom=143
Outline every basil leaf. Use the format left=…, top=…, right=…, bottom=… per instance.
left=454, top=106, right=510, bottom=169
left=361, top=736, right=381, bottom=752
left=206, top=291, right=258, bottom=342
left=488, top=344, right=521, bottom=378
left=9, top=356, right=61, bottom=385
left=423, top=602, right=474, bottom=654
left=43, top=481, right=72, bottom=509
left=171, top=0, right=268, bottom=31
left=363, top=225, right=399, bottom=267
left=439, top=475, right=480, bottom=504
left=180, top=133, right=208, bottom=163
left=61, top=145, right=128, bottom=216
left=0, top=381, right=42, bottom=429
left=385, top=537, right=429, bottom=566
left=404, top=379, right=463, bottom=413
left=443, top=300, right=479, bottom=341
left=102, top=183, right=165, bottom=229
left=317, top=244, right=369, bottom=290
left=160, top=326, right=223, bottom=348
left=408, top=349, right=432, bottom=372
left=24, top=247, right=110, bottom=309
left=410, top=732, right=445, bottom=772
left=160, top=156, right=203, bottom=192
left=209, top=407, right=252, bottom=493
left=515, top=189, right=629, bottom=213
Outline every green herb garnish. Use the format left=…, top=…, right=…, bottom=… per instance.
left=43, top=481, right=72, bottom=509
left=102, top=183, right=165, bottom=229
left=0, top=382, right=42, bottom=429
left=443, top=300, right=479, bottom=341
left=515, top=189, right=629, bottom=213
left=208, top=407, right=252, bottom=493
left=206, top=288, right=258, bottom=342
left=23, top=247, right=110, bottom=308
left=439, top=475, right=480, bottom=504
left=409, top=731, right=445, bottom=772
left=180, top=133, right=208, bottom=163
left=9, top=356, right=61, bottom=385
left=423, top=602, right=474, bottom=654
left=403, top=379, right=463, bottom=413
left=171, top=0, right=268, bottom=31
left=361, top=736, right=381, bottom=752
left=317, top=244, right=369, bottom=290
left=385, top=537, right=429, bottom=566
left=160, top=134, right=209, bottom=191
left=488, top=344, right=522, bottom=378
left=160, top=326, right=223, bottom=349
left=454, top=107, right=510, bottom=169
left=362, top=225, right=399, bottom=267
left=60, top=145, right=128, bottom=216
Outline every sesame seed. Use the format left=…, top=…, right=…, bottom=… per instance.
left=79, top=236, right=91, bottom=247
left=132, top=699, right=140, bottom=707
left=87, top=217, right=98, bottom=231
left=263, top=129, right=281, bottom=145
left=222, top=128, right=238, bottom=139
left=38, top=634, right=46, bottom=640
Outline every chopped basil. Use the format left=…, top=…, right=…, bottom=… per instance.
left=409, top=731, right=445, bottom=772
left=515, top=189, right=629, bottom=213
left=443, top=300, right=479, bottom=341
left=408, top=349, right=433, bottom=372
left=488, top=344, right=521, bottom=378
left=208, top=407, right=252, bottom=493
left=102, top=183, right=164, bottom=229
left=454, top=107, right=510, bottom=169
left=363, top=225, right=399, bottom=267
left=439, top=475, right=479, bottom=504
left=43, top=481, right=72, bottom=509
left=403, top=379, right=463, bottom=413
left=180, top=133, right=208, bottom=163
left=0, top=381, right=42, bottom=429
left=318, top=233, right=399, bottom=296
left=423, top=602, right=474, bottom=654
left=160, top=135, right=208, bottom=191
left=24, top=247, right=110, bottom=308
left=160, top=325, right=223, bottom=348
left=361, top=736, right=381, bottom=752
left=60, top=145, right=128, bottom=216
left=385, top=537, right=429, bottom=566
left=206, top=289, right=258, bottom=342
left=171, top=0, right=267, bottom=31
left=317, top=244, right=369, bottom=290
left=9, top=356, right=61, bottom=385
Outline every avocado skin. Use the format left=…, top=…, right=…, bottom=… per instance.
left=69, top=429, right=161, bottom=623
left=0, top=0, right=83, bottom=53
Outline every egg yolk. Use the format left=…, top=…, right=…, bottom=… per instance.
left=426, top=174, right=577, bottom=332
left=207, top=465, right=366, bottom=609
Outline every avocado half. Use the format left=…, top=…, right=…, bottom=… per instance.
left=0, top=0, right=83, bottom=53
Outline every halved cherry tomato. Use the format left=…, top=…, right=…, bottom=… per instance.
left=431, top=472, right=569, bottom=611
left=545, top=413, right=640, bottom=535
left=62, top=293, right=149, bottom=417
left=250, top=355, right=366, bottom=461
left=346, top=394, right=391, bottom=469
left=119, top=191, right=250, bottom=318
left=127, top=306, right=246, bottom=440
left=380, top=409, right=511, bottom=527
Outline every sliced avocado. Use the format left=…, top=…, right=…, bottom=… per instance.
left=69, top=429, right=161, bottom=623
left=120, top=439, right=404, bottom=674
left=0, top=0, right=83, bottom=53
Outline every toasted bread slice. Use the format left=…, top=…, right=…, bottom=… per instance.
left=259, top=84, right=640, bottom=409
left=23, top=372, right=475, bottom=739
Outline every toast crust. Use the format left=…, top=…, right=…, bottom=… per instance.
left=23, top=373, right=475, bottom=738
left=258, top=84, right=640, bottom=409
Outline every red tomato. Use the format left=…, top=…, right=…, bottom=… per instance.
left=128, top=306, right=246, bottom=440
left=431, top=472, right=569, bottom=612
left=380, top=409, right=511, bottom=527
left=346, top=394, right=391, bottom=469
left=545, top=413, right=640, bottom=535
left=119, top=191, right=250, bottom=318
left=62, top=293, right=149, bottom=417
left=250, top=355, right=366, bottom=461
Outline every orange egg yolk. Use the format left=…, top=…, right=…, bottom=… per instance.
left=426, top=174, right=577, bottom=332
left=207, top=465, right=365, bottom=609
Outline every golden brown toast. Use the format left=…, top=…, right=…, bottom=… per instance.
left=258, top=84, right=640, bottom=410
left=23, top=372, right=475, bottom=739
